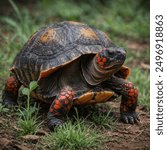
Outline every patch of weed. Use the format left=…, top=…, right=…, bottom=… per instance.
left=40, top=119, right=103, bottom=150
left=0, top=103, right=10, bottom=114
left=17, top=81, right=42, bottom=135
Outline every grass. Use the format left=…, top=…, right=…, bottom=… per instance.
left=90, top=108, right=116, bottom=130
left=0, top=103, right=10, bottom=114
left=80, top=104, right=117, bottom=130
left=17, top=106, right=41, bottom=135
left=17, top=81, right=42, bottom=135
left=39, top=0, right=149, bottom=40
left=40, top=118, right=103, bottom=150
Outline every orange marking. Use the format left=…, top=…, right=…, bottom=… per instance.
left=54, top=104, right=61, bottom=110
left=6, top=76, right=20, bottom=95
left=98, top=61, right=104, bottom=66
left=97, top=56, right=101, bottom=62
left=80, top=28, right=98, bottom=40
left=68, top=21, right=84, bottom=25
left=40, top=28, right=56, bottom=43
left=128, top=89, right=135, bottom=96
left=55, top=100, right=61, bottom=105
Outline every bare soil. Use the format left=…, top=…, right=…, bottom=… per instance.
left=0, top=101, right=149, bottom=150
left=103, top=101, right=150, bottom=150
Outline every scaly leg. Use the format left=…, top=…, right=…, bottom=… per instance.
left=103, top=76, right=139, bottom=124
left=47, top=86, right=75, bottom=131
left=2, top=75, right=21, bottom=106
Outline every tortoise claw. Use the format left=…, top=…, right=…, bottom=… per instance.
left=48, top=118, right=64, bottom=131
left=121, top=112, right=140, bottom=124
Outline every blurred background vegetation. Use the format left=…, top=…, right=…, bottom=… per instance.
left=0, top=0, right=150, bottom=109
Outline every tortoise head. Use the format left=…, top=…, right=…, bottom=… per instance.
left=81, top=45, right=126, bottom=86
left=96, top=46, right=126, bottom=71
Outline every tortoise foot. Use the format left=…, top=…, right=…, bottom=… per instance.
left=2, top=92, right=18, bottom=107
left=121, top=111, right=140, bottom=124
left=47, top=112, right=64, bottom=131
left=48, top=118, right=64, bottom=131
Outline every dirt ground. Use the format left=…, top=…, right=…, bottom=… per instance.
left=104, top=101, right=150, bottom=150
left=0, top=100, right=149, bottom=150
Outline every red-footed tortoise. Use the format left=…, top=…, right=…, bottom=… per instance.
left=2, top=21, right=139, bottom=130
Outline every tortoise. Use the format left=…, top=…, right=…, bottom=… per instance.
left=2, top=21, right=139, bottom=130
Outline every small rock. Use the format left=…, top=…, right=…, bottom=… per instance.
left=0, top=138, right=11, bottom=146
left=36, top=129, right=48, bottom=136
left=22, top=135, right=40, bottom=143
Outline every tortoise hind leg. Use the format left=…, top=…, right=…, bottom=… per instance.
left=47, top=86, right=74, bottom=131
left=103, top=76, right=139, bottom=124
left=2, top=75, right=21, bottom=106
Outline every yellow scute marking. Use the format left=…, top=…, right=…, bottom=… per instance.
left=68, top=21, right=84, bottom=25
left=80, top=28, right=99, bottom=40
left=40, top=29, right=56, bottom=43
left=74, top=91, right=114, bottom=105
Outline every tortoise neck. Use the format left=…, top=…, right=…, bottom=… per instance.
left=81, top=56, right=112, bottom=86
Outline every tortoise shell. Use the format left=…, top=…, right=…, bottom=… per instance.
left=10, top=21, right=130, bottom=102
left=10, top=21, right=114, bottom=84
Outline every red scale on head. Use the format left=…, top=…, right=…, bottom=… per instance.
left=98, top=61, right=104, bottom=66
left=102, top=57, right=107, bottom=63
left=97, top=56, right=101, bottom=63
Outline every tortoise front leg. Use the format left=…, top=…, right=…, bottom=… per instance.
left=104, top=76, right=139, bottom=124
left=47, top=86, right=75, bottom=131
left=2, top=75, right=21, bottom=106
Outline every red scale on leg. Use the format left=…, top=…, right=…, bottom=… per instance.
left=120, top=81, right=138, bottom=114
left=54, top=103, right=62, bottom=110
left=59, top=95, right=66, bottom=100
left=128, top=89, right=135, bottom=97
left=50, top=88, right=75, bottom=116
left=5, top=76, right=21, bottom=95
